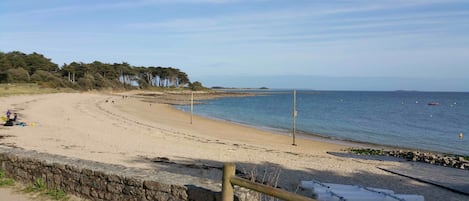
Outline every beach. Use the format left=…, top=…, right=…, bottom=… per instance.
left=0, top=92, right=467, bottom=201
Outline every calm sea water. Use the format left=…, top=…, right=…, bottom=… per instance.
left=176, top=91, right=469, bottom=155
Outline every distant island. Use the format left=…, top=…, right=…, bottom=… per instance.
left=211, top=86, right=269, bottom=90
left=394, top=90, right=420, bottom=92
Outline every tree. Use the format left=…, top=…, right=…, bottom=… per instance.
left=0, top=50, right=197, bottom=90
left=3, top=51, right=27, bottom=70
left=25, top=52, right=59, bottom=74
left=177, top=71, right=190, bottom=87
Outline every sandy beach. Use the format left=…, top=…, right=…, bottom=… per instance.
left=0, top=92, right=467, bottom=201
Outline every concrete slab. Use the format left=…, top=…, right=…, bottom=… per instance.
left=378, top=162, right=469, bottom=196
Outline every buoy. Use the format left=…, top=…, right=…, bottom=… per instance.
left=460, top=132, right=463, bottom=140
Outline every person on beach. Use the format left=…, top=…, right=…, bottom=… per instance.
left=12, top=113, right=17, bottom=122
left=3, top=111, right=14, bottom=126
left=6, top=110, right=11, bottom=119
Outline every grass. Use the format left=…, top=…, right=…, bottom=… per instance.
left=24, top=178, right=47, bottom=192
left=46, top=189, right=68, bottom=200
left=24, top=178, right=70, bottom=201
left=242, top=165, right=283, bottom=201
left=0, top=170, right=15, bottom=187
left=0, top=83, right=74, bottom=97
left=0, top=169, right=71, bottom=201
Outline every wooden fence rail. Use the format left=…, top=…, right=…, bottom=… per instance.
left=222, top=163, right=317, bottom=201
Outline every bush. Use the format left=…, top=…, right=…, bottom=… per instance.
left=6, top=68, right=30, bottom=83
left=93, top=73, right=115, bottom=88
left=189, top=81, right=206, bottom=91
left=77, top=74, right=95, bottom=90
left=31, top=70, right=71, bottom=88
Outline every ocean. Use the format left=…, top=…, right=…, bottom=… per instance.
left=176, top=90, right=469, bottom=156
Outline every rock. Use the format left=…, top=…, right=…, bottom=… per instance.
left=143, top=180, right=171, bottom=193
left=107, top=183, right=124, bottom=193
left=122, top=186, right=144, bottom=196
left=81, top=186, right=90, bottom=196
left=171, top=185, right=188, bottom=200
left=107, top=174, right=122, bottom=183
left=124, top=177, right=142, bottom=187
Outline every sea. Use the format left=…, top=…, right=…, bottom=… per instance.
left=175, top=90, right=469, bottom=156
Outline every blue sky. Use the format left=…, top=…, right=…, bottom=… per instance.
left=1, top=0, right=469, bottom=91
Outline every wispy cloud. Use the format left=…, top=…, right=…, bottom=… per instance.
left=2, top=0, right=469, bottom=84
left=122, top=0, right=469, bottom=47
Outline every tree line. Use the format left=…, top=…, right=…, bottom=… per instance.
left=0, top=51, right=205, bottom=90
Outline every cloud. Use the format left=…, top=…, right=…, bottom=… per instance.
left=122, top=0, right=469, bottom=47
left=2, top=0, right=468, bottom=82
left=0, top=0, right=248, bottom=19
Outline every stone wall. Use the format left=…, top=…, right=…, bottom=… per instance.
left=0, top=146, right=254, bottom=201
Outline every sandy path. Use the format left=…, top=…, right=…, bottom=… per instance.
left=0, top=93, right=467, bottom=201
left=0, top=188, right=35, bottom=201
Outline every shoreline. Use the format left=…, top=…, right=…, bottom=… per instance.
left=167, top=91, right=466, bottom=157
left=128, top=92, right=469, bottom=171
left=1, top=92, right=468, bottom=200
left=175, top=103, right=468, bottom=157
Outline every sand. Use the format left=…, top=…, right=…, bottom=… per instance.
left=0, top=92, right=467, bottom=201
left=0, top=188, right=36, bottom=201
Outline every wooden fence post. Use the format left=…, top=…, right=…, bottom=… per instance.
left=222, top=163, right=235, bottom=201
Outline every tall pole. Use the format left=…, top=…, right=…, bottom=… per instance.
left=190, top=91, right=194, bottom=124
left=292, top=89, right=297, bottom=146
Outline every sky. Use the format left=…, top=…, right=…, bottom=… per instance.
left=1, top=0, right=469, bottom=91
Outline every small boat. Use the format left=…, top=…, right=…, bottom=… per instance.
left=428, top=102, right=439, bottom=106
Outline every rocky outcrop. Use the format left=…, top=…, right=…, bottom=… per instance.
left=387, top=150, right=469, bottom=170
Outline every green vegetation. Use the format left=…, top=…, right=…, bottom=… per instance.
left=25, top=178, right=69, bottom=201
left=0, top=83, right=73, bottom=97
left=0, top=170, right=15, bottom=187
left=0, top=50, right=200, bottom=91
left=46, top=189, right=68, bottom=200
left=0, top=170, right=69, bottom=201
left=189, top=81, right=207, bottom=91
left=349, top=148, right=385, bottom=155
left=25, top=178, right=47, bottom=192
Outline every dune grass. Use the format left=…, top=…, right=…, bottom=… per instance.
left=0, top=83, right=74, bottom=97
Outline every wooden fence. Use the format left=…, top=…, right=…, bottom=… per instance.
left=222, top=163, right=317, bottom=201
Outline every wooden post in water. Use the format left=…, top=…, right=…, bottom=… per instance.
left=190, top=91, right=194, bottom=124
left=292, top=89, right=297, bottom=146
